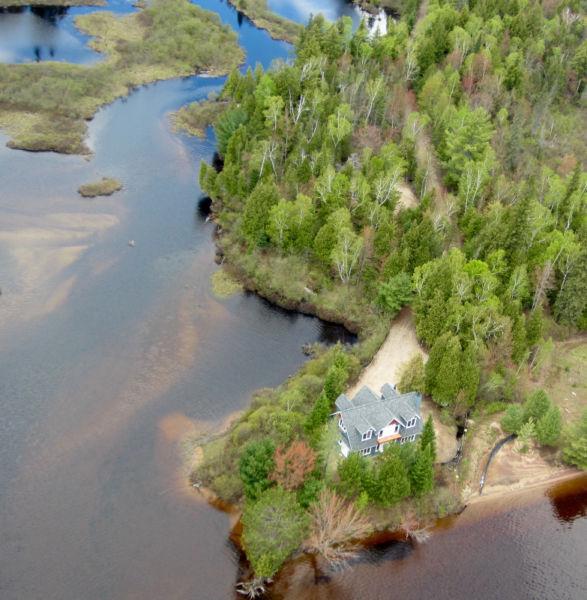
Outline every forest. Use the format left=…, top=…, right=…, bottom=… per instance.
left=197, top=0, right=586, bottom=583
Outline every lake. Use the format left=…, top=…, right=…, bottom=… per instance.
left=0, top=2, right=585, bottom=599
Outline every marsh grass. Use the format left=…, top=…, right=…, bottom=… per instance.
left=171, top=99, right=228, bottom=138
left=0, top=0, right=244, bottom=153
left=210, top=269, right=244, bottom=298
left=78, top=177, right=122, bottom=197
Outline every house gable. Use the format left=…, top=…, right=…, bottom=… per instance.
left=334, top=384, right=423, bottom=456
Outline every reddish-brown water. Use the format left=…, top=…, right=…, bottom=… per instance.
left=272, top=475, right=587, bottom=600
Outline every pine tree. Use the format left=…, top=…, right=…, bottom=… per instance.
left=460, top=343, right=480, bottom=407
left=337, top=452, right=369, bottom=498
left=526, top=308, right=544, bottom=348
left=304, top=392, right=331, bottom=435
left=410, top=445, right=434, bottom=497
left=241, top=180, right=279, bottom=247
left=511, top=314, right=528, bottom=364
left=420, top=415, right=437, bottom=463
left=562, top=410, right=587, bottom=471
left=536, top=405, right=562, bottom=447
left=523, top=389, right=551, bottom=422
left=371, top=449, right=411, bottom=507
left=501, top=404, right=525, bottom=434
left=426, top=334, right=462, bottom=407
left=553, top=250, right=587, bottom=328
left=516, top=418, right=536, bottom=453
left=398, top=354, right=426, bottom=394
left=239, top=439, right=276, bottom=500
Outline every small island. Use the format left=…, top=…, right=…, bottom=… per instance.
left=78, top=177, right=122, bottom=198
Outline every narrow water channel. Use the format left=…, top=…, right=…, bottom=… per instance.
left=1, top=2, right=586, bottom=600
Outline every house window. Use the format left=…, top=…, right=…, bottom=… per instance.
left=407, top=418, right=417, bottom=428
left=410, top=435, right=416, bottom=441
left=361, top=447, right=372, bottom=456
left=338, top=418, right=347, bottom=432
left=362, top=430, right=372, bottom=441
left=379, top=429, right=384, bottom=436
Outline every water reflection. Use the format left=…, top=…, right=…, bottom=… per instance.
left=197, top=196, right=213, bottom=220
left=547, top=475, right=587, bottom=525
left=0, top=5, right=96, bottom=63
left=267, top=0, right=389, bottom=34
left=0, top=1, right=135, bottom=64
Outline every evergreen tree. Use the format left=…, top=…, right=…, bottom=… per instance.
left=501, top=404, right=525, bottom=434
left=241, top=180, right=279, bottom=247
left=410, top=444, right=434, bottom=497
left=371, top=448, right=410, bottom=506
left=420, top=415, right=437, bottom=463
left=523, top=389, right=551, bottom=423
left=511, top=314, right=528, bottom=364
left=516, top=418, right=536, bottom=453
left=536, top=405, right=562, bottom=447
left=526, top=308, right=544, bottom=348
left=304, top=391, right=331, bottom=435
left=553, top=250, right=587, bottom=328
left=398, top=354, right=426, bottom=394
left=239, top=439, right=276, bottom=500
left=562, top=410, right=587, bottom=471
left=425, top=334, right=462, bottom=407
left=337, top=452, right=369, bottom=498
left=442, top=106, right=494, bottom=188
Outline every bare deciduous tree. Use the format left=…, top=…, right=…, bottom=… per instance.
left=306, top=489, right=371, bottom=565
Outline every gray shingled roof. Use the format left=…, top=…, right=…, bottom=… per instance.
left=335, top=384, right=422, bottom=452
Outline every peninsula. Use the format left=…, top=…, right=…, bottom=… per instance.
left=191, top=0, right=587, bottom=591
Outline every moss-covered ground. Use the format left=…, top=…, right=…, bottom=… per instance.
left=78, top=177, right=122, bottom=197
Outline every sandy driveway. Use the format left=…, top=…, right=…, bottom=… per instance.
left=347, top=307, right=458, bottom=462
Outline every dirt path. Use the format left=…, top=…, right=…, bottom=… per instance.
left=347, top=308, right=458, bottom=462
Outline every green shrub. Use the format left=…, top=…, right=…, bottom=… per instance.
left=241, top=488, right=308, bottom=578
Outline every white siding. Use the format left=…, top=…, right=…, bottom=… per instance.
left=378, top=422, right=399, bottom=439
left=339, top=439, right=350, bottom=458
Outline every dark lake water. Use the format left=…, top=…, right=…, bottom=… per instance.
left=0, top=2, right=586, bottom=600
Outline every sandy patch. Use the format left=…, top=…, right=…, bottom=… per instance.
left=397, top=182, right=418, bottom=210
left=348, top=308, right=426, bottom=396
left=347, top=307, right=458, bottom=462
left=0, top=212, right=118, bottom=325
left=461, top=417, right=580, bottom=505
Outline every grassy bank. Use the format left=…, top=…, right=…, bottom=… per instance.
left=0, top=0, right=244, bottom=154
left=78, top=177, right=122, bottom=197
left=228, top=0, right=302, bottom=43
left=171, top=99, right=228, bottom=138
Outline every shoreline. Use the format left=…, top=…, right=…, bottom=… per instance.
left=466, top=468, right=582, bottom=506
